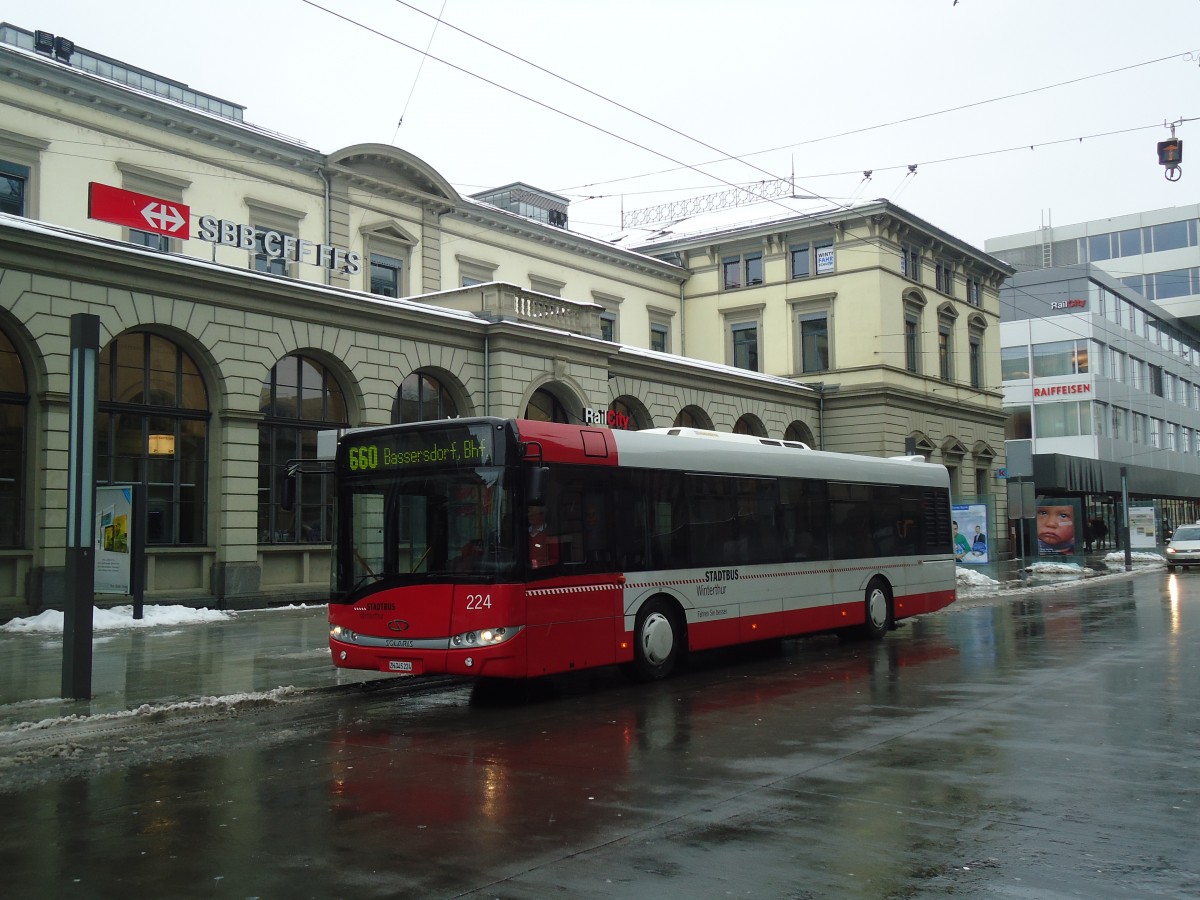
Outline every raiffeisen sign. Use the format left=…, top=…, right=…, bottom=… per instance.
left=87, top=183, right=362, bottom=275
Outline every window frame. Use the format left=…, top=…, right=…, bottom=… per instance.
left=369, top=252, right=404, bottom=298
left=901, top=243, right=923, bottom=282
left=258, top=353, right=348, bottom=545
left=0, top=129, right=49, bottom=219
left=117, top=162, right=191, bottom=253
left=246, top=198, right=305, bottom=279
left=722, top=250, right=764, bottom=291
left=456, top=254, right=498, bottom=287
left=723, top=304, right=764, bottom=373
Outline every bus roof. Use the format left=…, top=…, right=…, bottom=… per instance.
left=515, top=419, right=949, bottom=490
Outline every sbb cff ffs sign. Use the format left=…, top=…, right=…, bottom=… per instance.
left=88, top=183, right=189, bottom=237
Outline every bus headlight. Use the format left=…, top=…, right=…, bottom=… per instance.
left=450, top=626, right=518, bottom=647
left=330, top=625, right=359, bottom=643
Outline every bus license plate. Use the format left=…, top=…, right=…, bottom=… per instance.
left=388, top=660, right=414, bottom=672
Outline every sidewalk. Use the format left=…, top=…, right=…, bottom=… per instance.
left=0, top=603, right=393, bottom=730
left=0, top=556, right=1163, bottom=731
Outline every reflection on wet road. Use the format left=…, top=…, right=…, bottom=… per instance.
left=2, top=573, right=1198, bottom=898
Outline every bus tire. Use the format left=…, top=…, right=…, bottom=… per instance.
left=860, top=577, right=893, bottom=641
left=628, top=598, right=684, bottom=681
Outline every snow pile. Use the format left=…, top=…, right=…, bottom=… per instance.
left=0, top=604, right=235, bottom=634
left=4, top=686, right=302, bottom=736
left=956, top=567, right=1000, bottom=589
left=1103, top=551, right=1165, bottom=567
left=1026, top=561, right=1093, bottom=575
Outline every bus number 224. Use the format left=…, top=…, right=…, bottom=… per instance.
left=465, top=594, right=491, bottom=610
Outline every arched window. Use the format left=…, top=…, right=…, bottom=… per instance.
left=525, top=388, right=569, bottom=423
left=0, top=328, right=27, bottom=548
left=733, top=414, right=766, bottom=436
left=97, top=332, right=209, bottom=545
left=609, top=397, right=642, bottom=431
left=785, top=421, right=815, bottom=446
left=392, top=371, right=459, bottom=423
left=673, top=406, right=712, bottom=429
left=259, top=353, right=347, bottom=544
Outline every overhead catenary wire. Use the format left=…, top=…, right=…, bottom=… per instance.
left=561, top=49, right=1198, bottom=194
left=392, top=0, right=448, bottom=139
left=297, top=0, right=859, bottom=226
left=382, top=0, right=844, bottom=211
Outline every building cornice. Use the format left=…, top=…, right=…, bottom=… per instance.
left=1, top=43, right=323, bottom=170
left=447, top=203, right=687, bottom=283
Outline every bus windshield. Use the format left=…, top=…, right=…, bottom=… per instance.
left=335, top=465, right=517, bottom=596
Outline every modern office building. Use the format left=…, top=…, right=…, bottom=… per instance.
left=0, top=22, right=1012, bottom=617
left=999, top=264, right=1200, bottom=551
left=989, top=206, right=1200, bottom=552
left=986, top=205, right=1200, bottom=325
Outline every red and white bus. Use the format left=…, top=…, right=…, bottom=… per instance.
left=326, top=417, right=955, bottom=681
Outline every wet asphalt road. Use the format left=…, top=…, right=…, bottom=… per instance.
left=1, top=571, right=1198, bottom=899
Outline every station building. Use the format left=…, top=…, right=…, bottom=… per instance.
left=0, top=22, right=1013, bottom=617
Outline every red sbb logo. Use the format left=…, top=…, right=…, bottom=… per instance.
left=88, top=183, right=190, bottom=237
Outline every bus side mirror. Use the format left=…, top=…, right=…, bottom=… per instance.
left=526, top=466, right=549, bottom=506
left=282, top=460, right=301, bottom=512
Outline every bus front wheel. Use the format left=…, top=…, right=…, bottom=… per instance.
left=861, top=578, right=893, bottom=640
left=628, top=598, right=683, bottom=681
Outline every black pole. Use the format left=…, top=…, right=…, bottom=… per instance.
left=1121, top=466, right=1132, bottom=573
left=62, top=314, right=99, bottom=700
left=132, top=482, right=147, bottom=620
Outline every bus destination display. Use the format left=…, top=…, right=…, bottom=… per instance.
left=343, top=427, right=497, bottom=472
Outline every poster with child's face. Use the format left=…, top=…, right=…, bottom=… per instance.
left=1036, top=498, right=1080, bottom=556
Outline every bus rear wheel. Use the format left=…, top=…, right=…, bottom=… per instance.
left=628, top=598, right=683, bottom=681
left=860, top=578, right=892, bottom=640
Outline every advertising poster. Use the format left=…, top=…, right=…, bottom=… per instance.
left=1128, top=505, right=1158, bottom=549
left=1035, top=497, right=1082, bottom=557
left=95, top=484, right=133, bottom=594
left=951, top=504, right=989, bottom=564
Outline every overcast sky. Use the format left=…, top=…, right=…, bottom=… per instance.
left=7, top=0, right=1200, bottom=248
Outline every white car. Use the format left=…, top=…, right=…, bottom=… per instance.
left=1165, top=523, right=1200, bottom=571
